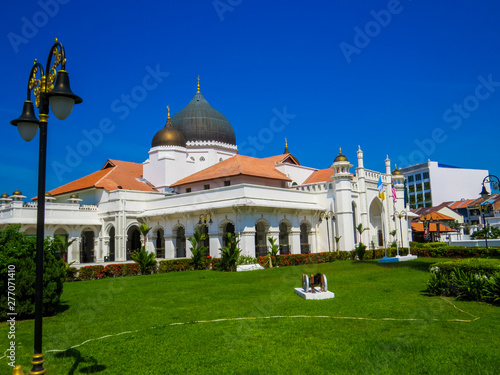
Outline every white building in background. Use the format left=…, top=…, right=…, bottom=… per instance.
left=400, top=161, right=489, bottom=209
left=0, top=83, right=410, bottom=265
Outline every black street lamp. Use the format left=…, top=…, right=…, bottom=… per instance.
left=479, top=175, right=500, bottom=250
left=394, top=210, right=407, bottom=255
left=10, top=38, right=81, bottom=375
left=319, top=211, right=334, bottom=252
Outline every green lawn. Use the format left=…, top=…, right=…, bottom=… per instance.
left=2, top=259, right=499, bottom=374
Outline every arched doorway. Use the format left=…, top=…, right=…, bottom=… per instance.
left=80, top=230, right=95, bottom=263
left=175, top=226, right=186, bottom=258
left=196, top=224, right=210, bottom=255
left=155, top=228, right=165, bottom=258
left=109, top=227, right=115, bottom=261
left=127, top=226, right=141, bottom=260
left=279, top=221, right=291, bottom=254
left=222, top=222, right=235, bottom=247
left=54, top=228, right=69, bottom=262
left=254, top=220, right=269, bottom=257
left=369, top=199, right=383, bottom=248
left=300, top=222, right=311, bottom=254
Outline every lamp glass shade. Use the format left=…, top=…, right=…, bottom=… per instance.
left=49, top=96, right=75, bottom=120
left=480, top=185, right=490, bottom=200
left=17, top=121, right=39, bottom=142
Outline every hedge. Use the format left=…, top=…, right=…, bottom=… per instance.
left=425, top=258, right=500, bottom=304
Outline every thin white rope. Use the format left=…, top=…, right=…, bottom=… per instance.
left=0, top=300, right=480, bottom=360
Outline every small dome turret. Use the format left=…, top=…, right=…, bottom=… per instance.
left=152, top=106, right=187, bottom=148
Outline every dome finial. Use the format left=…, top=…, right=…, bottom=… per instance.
left=197, top=76, right=200, bottom=93
left=167, top=105, right=170, bottom=120
left=339, top=147, right=342, bottom=154
left=284, top=138, right=289, bottom=154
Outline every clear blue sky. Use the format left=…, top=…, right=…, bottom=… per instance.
left=1, top=0, right=499, bottom=199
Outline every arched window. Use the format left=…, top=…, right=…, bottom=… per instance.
left=254, top=221, right=269, bottom=257
left=223, top=222, right=235, bottom=247
left=300, top=222, right=311, bottom=254
left=279, top=222, right=290, bottom=255
left=80, top=230, right=95, bottom=263
left=156, top=228, right=165, bottom=258
left=127, top=226, right=141, bottom=260
left=109, top=227, right=115, bottom=262
left=175, top=226, right=186, bottom=258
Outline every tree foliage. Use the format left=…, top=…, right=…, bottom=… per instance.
left=0, top=225, right=66, bottom=319
left=220, top=233, right=241, bottom=272
left=189, top=227, right=208, bottom=270
left=131, top=246, right=157, bottom=275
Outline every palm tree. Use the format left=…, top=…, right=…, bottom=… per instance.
left=220, top=233, right=241, bottom=272
left=189, top=227, right=208, bottom=270
left=139, top=223, right=152, bottom=248
left=356, top=223, right=369, bottom=244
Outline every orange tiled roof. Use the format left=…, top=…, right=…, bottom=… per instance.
left=447, top=199, right=476, bottom=209
left=47, top=159, right=156, bottom=197
left=170, top=154, right=292, bottom=187
left=303, top=168, right=333, bottom=184
left=415, top=211, right=455, bottom=222
left=411, top=222, right=454, bottom=232
left=263, top=153, right=300, bottom=165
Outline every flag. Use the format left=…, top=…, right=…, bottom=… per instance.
left=377, top=176, right=385, bottom=201
left=392, top=183, right=397, bottom=202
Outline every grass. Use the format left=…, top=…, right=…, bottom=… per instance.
left=2, top=258, right=499, bottom=374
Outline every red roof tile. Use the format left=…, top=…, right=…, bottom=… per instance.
left=411, top=222, right=454, bottom=232
left=263, top=153, right=300, bottom=165
left=415, top=211, right=455, bottom=221
left=170, top=154, right=291, bottom=187
left=47, top=159, right=156, bottom=197
left=303, top=168, right=333, bottom=184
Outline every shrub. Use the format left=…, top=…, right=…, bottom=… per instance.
left=78, top=265, right=105, bottom=280
left=131, top=247, right=157, bottom=275
left=189, top=228, right=208, bottom=270
left=158, top=259, right=194, bottom=273
left=66, top=267, right=78, bottom=282
left=220, top=233, right=241, bottom=272
left=237, top=256, right=258, bottom=265
left=355, top=243, right=367, bottom=261
left=102, top=264, right=124, bottom=277
left=425, top=259, right=500, bottom=303
left=122, top=263, right=141, bottom=276
left=0, top=225, right=66, bottom=319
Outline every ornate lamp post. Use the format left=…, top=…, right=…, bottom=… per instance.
left=479, top=175, right=500, bottom=249
left=393, top=210, right=407, bottom=256
left=10, top=38, right=81, bottom=375
left=198, top=213, right=213, bottom=225
left=319, top=211, right=334, bottom=252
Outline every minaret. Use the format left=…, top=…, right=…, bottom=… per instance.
left=356, top=146, right=369, bottom=245
left=332, top=148, right=355, bottom=251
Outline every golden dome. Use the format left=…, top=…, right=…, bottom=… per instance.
left=152, top=108, right=187, bottom=148
left=334, top=148, right=349, bottom=163
left=12, top=189, right=22, bottom=196
left=1, top=192, right=9, bottom=199
left=392, top=164, right=403, bottom=176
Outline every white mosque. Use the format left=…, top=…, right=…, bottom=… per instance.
left=0, top=82, right=409, bottom=265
